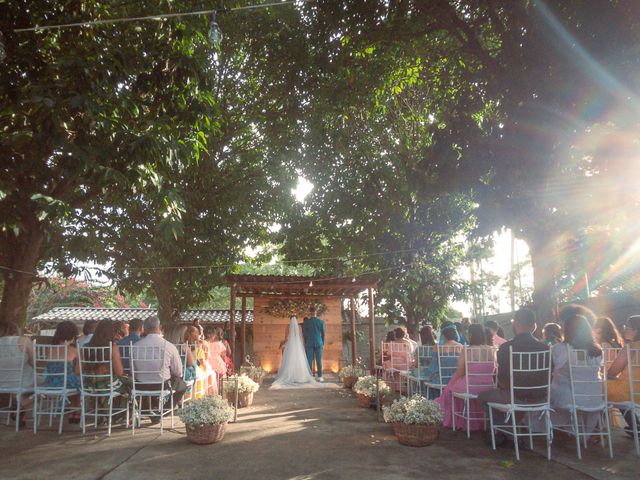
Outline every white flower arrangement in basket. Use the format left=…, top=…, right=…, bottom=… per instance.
left=225, top=374, right=260, bottom=394
left=383, top=394, right=443, bottom=425
left=353, top=375, right=391, bottom=397
left=338, top=364, right=366, bottom=380
left=178, top=395, right=234, bottom=427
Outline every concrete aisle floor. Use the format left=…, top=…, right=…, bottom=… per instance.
left=1, top=376, right=637, bottom=480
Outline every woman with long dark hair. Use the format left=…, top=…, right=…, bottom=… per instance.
left=594, top=317, right=624, bottom=349
left=607, top=315, right=640, bottom=433
left=550, top=312, right=602, bottom=433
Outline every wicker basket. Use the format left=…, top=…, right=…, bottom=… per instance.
left=355, top=393, right=372, bottom=408
left=227, top=391, right=254, bottom=408
left=342, top=376, right=358, bottom=389
left=186, top=423, right=227, bottom=445
left=392, top=423, right=439, bottom=447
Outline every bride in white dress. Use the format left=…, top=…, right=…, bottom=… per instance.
left=270, top=315, right=334, bottom=389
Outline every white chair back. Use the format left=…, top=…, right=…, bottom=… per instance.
left=437, top=345, right=462, bottom=386
left=508, top=348, right=551, bottom=406
left=389, top=341, right=411, bottom=372
left=118, top=341, right=133, bottom=376
left=566, top=346, right=606, bottom=409
left=33, top=342, right=72, bottom=392
left=130, top=344, right=167, bottom=389
left=379, top=341, right=392, bottom=366
left=627, top=345, right=640, bottom=406
left=78, top=345, right=115, bottom=395
left=463, top=346, right=497, bottom=396
left=0, top=340, right=27, bottom=392
left=603, top=347, right=621, bottom=370
left=414, top=345, right=434, bottom=374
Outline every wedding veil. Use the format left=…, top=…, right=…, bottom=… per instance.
left=270, top=316, right=316, bottom=388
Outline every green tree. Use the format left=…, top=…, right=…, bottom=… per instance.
left=1, top=1, right=206, bottom=325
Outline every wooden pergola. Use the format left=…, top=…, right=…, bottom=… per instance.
left=225, top=274, right=379, bottom=372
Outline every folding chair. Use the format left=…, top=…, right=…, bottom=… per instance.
left=553, top=347, right=612, bottom=459
left=387, top=342, right=412, bottom=395
left=407, top=345, right=434, bottom=396
left=78, top=344, right=130, bottom=436
left=32, top=341, right=80, bottom=434
left=0, top=339, right=28, bottom=432
left=452, top=346, right=497, bottom=437
left=375, top=341, right=392, bottom=385
left=425, top=345, right=461, bottom=398
left=130, top=344, right=173, bottom=434
left=608, top=345, right=640, bottom=456
left=487, top=348, right=552, bottom=461
left=175, top=343, right=197, bottom=406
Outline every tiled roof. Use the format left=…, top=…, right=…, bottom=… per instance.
left=31, top=307, right=253, bottom=324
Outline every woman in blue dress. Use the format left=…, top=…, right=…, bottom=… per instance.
left=423, top=324, right=462, bottom=398
left=45, top=321, right=82, bottom=391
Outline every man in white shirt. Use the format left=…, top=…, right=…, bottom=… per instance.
left=133, top=316, right=186, bottom=418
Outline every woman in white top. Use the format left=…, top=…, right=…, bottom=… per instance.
left=551, top=314, right=603, bottom=434
left=0, top=321, right=36, bottom=424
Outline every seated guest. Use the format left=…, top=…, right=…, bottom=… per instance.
left=438, top=321, right=461, bottom=345
left=551, top=313, right=602, bottom=434
left=183, top=326, right=217, bottom=395
left=435, top=324, right=496, bottom=431
left=78, top=320, right=130, bottom=410
left=118, top=318, right=144, bottom=372
left=542, top=323, right=563, bottom=346
left=478, top=308, right=549, bottom=445
left=607, top=315, right=640, bottom=433
left=112, top=320, right=127, bottom=342
left=422, top=324, right=462, bottom=398
left=45, top=321, right=82, bottom=391
left=459, top=318, right=471, bottom=345
left=400, top=325, right=417, bottom=353
left=485, top=320, right=507, bottom=346
left=380, top=331, right=396, bottom=365
left=410, top=325, right=437, bottom=378
left=77, top=320, right=97, bottom=348
left=0, top=321, right=36, bottom=424
left=45, top=321, right=82, bottom=422
left=206, top=327, right=229, bottom=379
left=132, top=316, right=186, bottom=420
left=594, top=316, right=624, bottom=349
left=559, top=304, right=597, bottom=327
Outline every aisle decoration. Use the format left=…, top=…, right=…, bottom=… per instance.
left=225, top=374, right=260, bottom=408
left=383, top=394, right=443, bottom=447
left=338, top=364, right=366, bottom=389
left=353, top=375, right=390, bottom=408
left=240, top=357, right=266, bottom=385
left=178, top=395, right=234, bottom=445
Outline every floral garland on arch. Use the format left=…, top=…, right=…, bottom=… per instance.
left=263, top=299, right=327, bottom=318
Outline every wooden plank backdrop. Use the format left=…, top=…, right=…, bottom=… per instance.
left=252, top=296, right=343, bottom=374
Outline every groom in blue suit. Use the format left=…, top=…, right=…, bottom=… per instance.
left=302, top=306, right=326, bottom=381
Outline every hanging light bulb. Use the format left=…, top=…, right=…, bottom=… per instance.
left=309, top=281, right=313, bottom=287
left=208, top=11, right=223, bottom=49
left=208, top=268, right=212, bottom=275
left=352, top=277, right=356, bottom=283
left=0, top=31, right=6, bottom=63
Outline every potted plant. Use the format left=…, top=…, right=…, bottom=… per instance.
left=239, top=364, right=266, bottom=386
left=338, top=364, right=366, bottom=389
left=383, top=394, right=443, bottom=447
left=178, top=395, right=234, bottom=445
left=225, top=374, right=260, bottom=408
left=353, top=375, right=390, bottom=408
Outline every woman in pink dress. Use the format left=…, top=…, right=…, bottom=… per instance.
left=206, top=327, right=227, bottom=380
left=435, top=324, right=496, bottom=432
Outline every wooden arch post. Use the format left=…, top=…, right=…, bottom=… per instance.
left=230, top=286, right=237, bottom=368
left=349, top=297, right=357, bottom=366
left=241, top=295, right=247, bottom=364
left=368, top=287, right=375, bottom=374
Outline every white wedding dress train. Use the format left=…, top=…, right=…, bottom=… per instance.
left=270, top=317, right=336, bottom=390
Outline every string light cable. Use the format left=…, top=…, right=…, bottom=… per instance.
left=11, top=0, right=315, bottom=33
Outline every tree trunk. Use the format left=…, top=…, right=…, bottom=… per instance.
left=526, top=233, right=557, bottom=333
left=151, top=271, right=178, bottom=325
left=0, top=226, right=45, bottom=327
